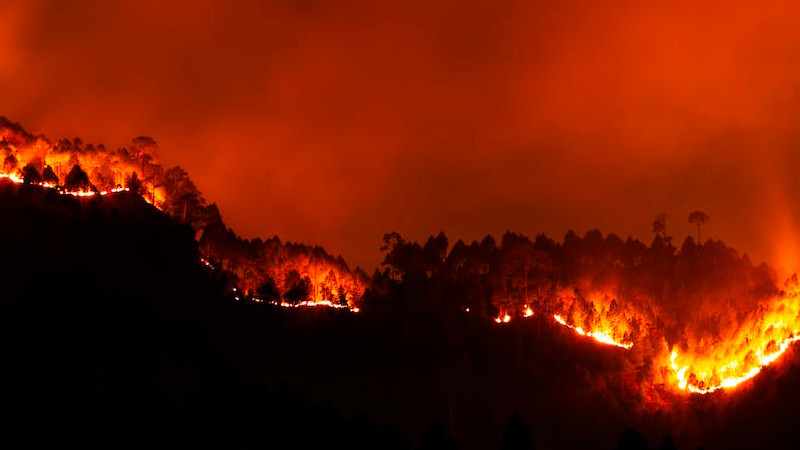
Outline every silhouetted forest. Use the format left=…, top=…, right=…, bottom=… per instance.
left=6, top=117, right=800, bottom=448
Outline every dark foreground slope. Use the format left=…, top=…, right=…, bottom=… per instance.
left=0, top=179, right=645, bottom=449
left=0, top=181, right=406, bottom=449
left=4, top=180, right=800, bottom=449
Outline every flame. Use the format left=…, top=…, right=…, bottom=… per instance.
left=1, top=172, right=130, bottom=197
left=487, top=278, right=800, bottom=394
left=495, top=314, right=512, bottom=324
left=669, top=327, right=800, bottom=394
left=553, top=314, right=634, bottom=349
left=492, top=304, right=633, bottom=349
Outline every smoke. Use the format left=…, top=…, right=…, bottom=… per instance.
left=3, top=0, right=800, bottom=270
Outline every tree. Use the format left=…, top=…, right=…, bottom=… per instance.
left=126, top=172, right=142, bottom=195
left=256, top=277, right=280, bottom=303
left=322, top=269, right=338, bottom=302
left=422, top=231, right=449, bottom=271
left=21, top=163, right=41, bottom=184
left=42, top=165, right=59, bottom=184
left=337, top=285, right=348, bottom=306
left=163, top=166, right=203, bottom=224
left=131, top=136, right=158, bottom=180
left=688, top=210, right=710, bottom=243
left=131, top=136, right=157, bottom=157
left=283, top=270, right=310, bottom=304
left=380, top=232, right=425, bottom=281
left=3, top=154, right=17, bottom=173
left=652, top=213, right=667, bottom=238
left=64, top=164, right=93, bottom=192
left=501, top=413, right=534, bottom=450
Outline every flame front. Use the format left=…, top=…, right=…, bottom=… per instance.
left=0, top=129, right=364, bottom=313
left=490, top=280, right=800, bottom=395
left=667, top=284, right=800, bottom=394
left=6, top=120, right=800, bottom=395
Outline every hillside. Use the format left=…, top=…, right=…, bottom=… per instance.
left=5, top=118, right=800, bottom=448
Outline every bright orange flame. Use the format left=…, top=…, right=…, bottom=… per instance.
left=552, top=314, right=634, bottom=349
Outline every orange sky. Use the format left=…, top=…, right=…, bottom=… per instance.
left=3, top=0, right=800, bottom=272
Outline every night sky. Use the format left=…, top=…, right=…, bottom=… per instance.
left=4, top=0, right=800, bottom=272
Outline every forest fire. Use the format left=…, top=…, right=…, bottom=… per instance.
left=553, top=314, right=634, bottom=349
left=0, top=172, right=129, bottom=197
left=6, top=116, right=800, bottom=397
left=0, top=117, right=366, bottom=314
left=668, top=287, right=800, bottom=394
left=492, top=306, right=633, bottom=348
left=488, top=284, right=800, bottom=394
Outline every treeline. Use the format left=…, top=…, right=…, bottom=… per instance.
left=366, top=228, right=780, bottom=373
left=0, top=116, right=367, bottom=308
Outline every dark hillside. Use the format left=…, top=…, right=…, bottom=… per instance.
left=5, top=180, right=800, bottom=449
left=0, top=181, right=404, bottom=449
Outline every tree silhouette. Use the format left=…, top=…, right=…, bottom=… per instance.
left=256, top=277, right=280, bottom=303
left=42, top=165, right=59, bottom=184
left=688, top=210, right=710, bottom=243
left=501, top=413, right=534, bottom=450
left=380, top=231, right=426, bottom=281
left=283, top=270, right=310, bottom=304
left=126, top=171, right=142, bottom=195
left=163, top=166, right=204, bottom=224
left=653, top=213, right=667, bottom=238
left=64, top=164, right=93, bottom=192
left=21, top=163, right=41, bottom=184
left=131, top=136, right=157, bottom=157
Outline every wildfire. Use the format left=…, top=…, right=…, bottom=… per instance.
left=492, top=305, right=634, bottom=349
left=7, top=120, right=800, bottom=395
left=2, top=168, right=362, bottom=313
left=494, top=314, right=512, bottom=324
left=669, top=329, right=800, bottom=394
left=248, top=295, right=359, bottom=312
left=1, top=172, right=129, bottom=197
left=552, top=314, right=634, bottom=349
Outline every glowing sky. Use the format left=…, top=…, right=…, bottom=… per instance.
left=4, top=0, right=800, bottom=271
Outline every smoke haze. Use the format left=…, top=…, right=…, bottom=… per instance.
left=3, top=0, right=800, bottom=270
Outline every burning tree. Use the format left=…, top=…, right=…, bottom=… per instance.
left=3, top=154, right=17, bottom=173
left=163, top=166, right=203, bottom=223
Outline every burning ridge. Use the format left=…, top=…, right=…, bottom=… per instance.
left=0, top=117, right=367, bottom=313
left=376, top=229, right=800, bottom=395
left=3, top=116, right=800, bottom=395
